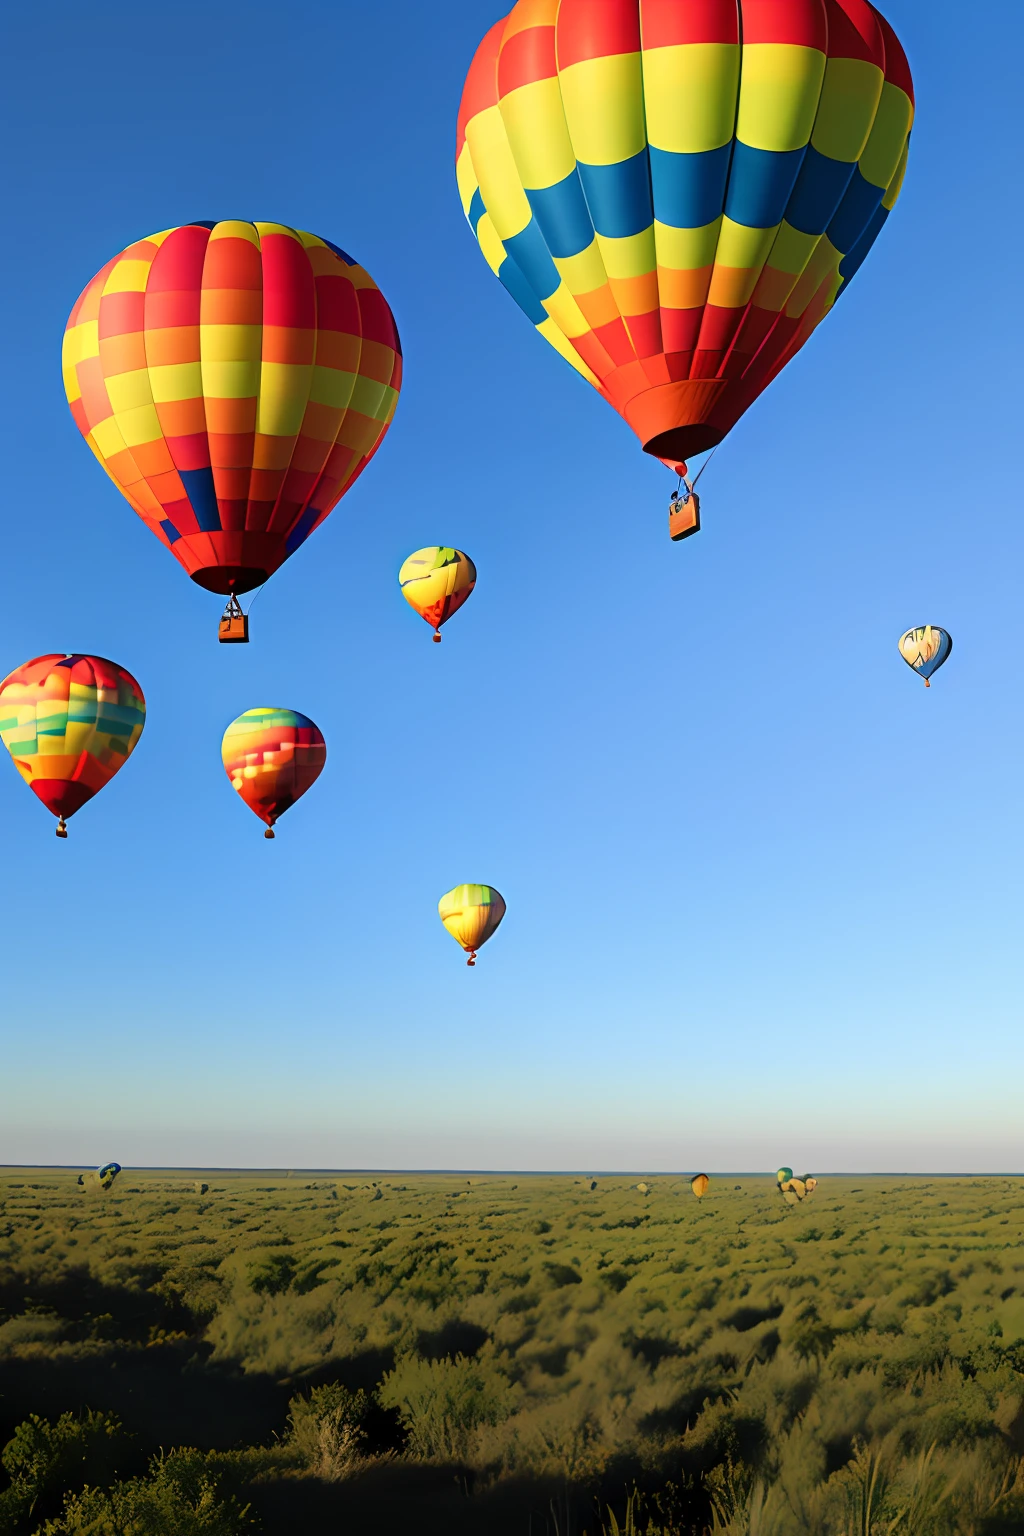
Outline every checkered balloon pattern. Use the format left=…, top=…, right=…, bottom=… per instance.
left=456, top=0, right=913, bottom=467
left=63, top=222, right=402, bottom=596
left=221, top=707, right=327, bottom=831
left=0, top=654, right=146, bottom=824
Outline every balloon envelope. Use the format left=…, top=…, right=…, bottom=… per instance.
left=438, top=883, right=506, bottom=958
left=0, top=655, right=145, bottom=824
left=63, top=222, right=402, bottom=596
left=222, top=708, right=326, bottom=830
left=691, top=1173, right=710, bottom=1199
left=776, top=1167, right=794, bottom=1185
left=898, top=626, right=951, bottom=682
left=399, top=547, right=477, bottom=635
left=457, top=0, right=913, bottom=466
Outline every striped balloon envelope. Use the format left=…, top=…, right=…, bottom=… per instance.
left=438, top=883, right=507, bottom=965
left=221, top=707, right=327, bottom=838
left=456, top=0, right=913, bottom=470
left=62, top=222, right=402, bottom=601
left=0, top=654, right=146, bottom=837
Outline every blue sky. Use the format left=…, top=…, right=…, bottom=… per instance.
left=1, top=1, right=1021, bottom=1173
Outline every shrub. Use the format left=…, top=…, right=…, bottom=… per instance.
left=379, top=1354, right=517, bottom=1461
left=1, top=1412, right=129, bottom=1526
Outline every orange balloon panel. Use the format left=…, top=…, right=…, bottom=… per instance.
left=63, top=222, right=402, bottom=596
left=221, top=708, right=326, bottom=830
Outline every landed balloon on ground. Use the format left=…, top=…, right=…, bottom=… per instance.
left=439, top=883, right=506, bottom=965
left=221, top=708, right=326, bottom=838
left=776, top=1167, right=794, bottom=1186
left=399, top=547, right=477, bottom=641
left=898, top=626, right=951, bottom=687
left=78, top=1162, right=121, bottom=1194
left=0, top=655, right=145, bottom=838
left=456, top=0, right=914, bottom=518
left=63, top=222, right=402, bottom=641
left=691, top=1173, right=710, bottom=1199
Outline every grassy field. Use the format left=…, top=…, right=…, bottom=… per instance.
left=3, top=1168, right=1024, bottom=1533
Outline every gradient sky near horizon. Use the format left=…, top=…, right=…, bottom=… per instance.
left=1, top=1, right=1021, bottom=1174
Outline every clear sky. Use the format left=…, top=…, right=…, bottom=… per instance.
left=1, top=1, right=1020, bottom=1174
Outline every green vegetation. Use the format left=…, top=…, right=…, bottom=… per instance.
left=3, top=1170, right=1024, bottom=1533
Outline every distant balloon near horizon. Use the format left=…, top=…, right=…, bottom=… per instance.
left=776, top=1167, right=793, bottom=1185
left=438, top=883, right=506, bottom=965
left=898, top=626, right=952, bottom=686
left=399, top=547, right=477, bottom=641
left=691, top=1173, right=710, bottom=1199
left=62, top=221, right=402, bottom=623
left=0, top=655, right=146, bottom=838
left=77, top=1162, right=121, bottom=1194
left=456, top=0, right=914, bottom=474
left=221, top=708, right=327, bottom=838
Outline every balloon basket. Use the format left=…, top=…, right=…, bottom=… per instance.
left=219, top=595, right=249, bottom=644
left=55, top=818, right=68, bottom=840
left=466, top=951, right=476, bottom=967
left=264, top=827, right=276, bottom=840
left=433, top=630, right=442, bottom=643
left=669, top=491, right=701, bottom=542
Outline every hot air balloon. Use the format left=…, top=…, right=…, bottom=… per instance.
left=0, top=655, right=146, bottom=837
left=399, top=547, right=477, bottom=641
left=62, top=222, right=402, bottom=640
left=221, top=708, right=326, bottom=838
left=456, top=0, right=913, bottom=530
left=691, top=1173, right=710, bottom=1199
left=898, top=626, right=951, bottom=687
left=77, top=1162, right=121, bottom=1195
left=776, top=1167, right=794, bottom=1186
left=438, top=883, right=506, bottom=965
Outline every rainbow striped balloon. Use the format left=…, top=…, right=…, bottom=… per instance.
left=221, top=707, right=327, bottom=835
left=456, top=0, right=913, bottom=468
left=0, top=654, right=146, bottom=832
left=63, top=222, right=402, bottom=598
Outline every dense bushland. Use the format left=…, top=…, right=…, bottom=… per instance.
left=3, top=1171, right=1024, bottom=1533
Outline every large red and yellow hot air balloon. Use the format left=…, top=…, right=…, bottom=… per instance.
left=0, top=655, right=146, bottom=837
left=456, top=0, right=912, bottom=483
left=62, top=222, right=402, bottom=637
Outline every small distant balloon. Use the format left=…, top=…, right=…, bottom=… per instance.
left=399, top=547, right=476, bottom=642
left=691, top=1174, right=710, bottom=1200
left=0, top=655, right=145, bottom=838
left=898, top=626, right=952, bottom=687
left=79, top=1162, right=121, bottom=1195
left=222, top=708, right=326, bottom=838
left=438, top=883, right=506, bottom=965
